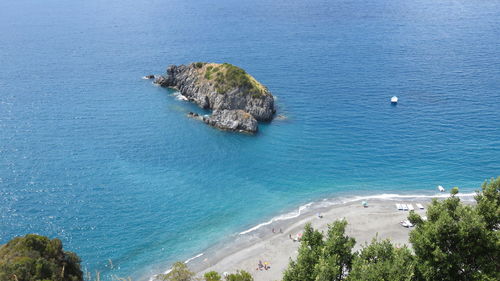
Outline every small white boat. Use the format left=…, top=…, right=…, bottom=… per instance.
left=438, top=185, right=445, bottom=192
left=391, top=96, right=398, bottom=103
left=400, top=220, right=413, bottom=228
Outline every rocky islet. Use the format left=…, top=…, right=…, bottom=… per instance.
left=151, top=62, right=275, bottom=133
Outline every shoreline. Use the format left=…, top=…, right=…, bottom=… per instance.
left=147, top=191, right=476, bottom=281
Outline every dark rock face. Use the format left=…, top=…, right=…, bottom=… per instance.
left=154, top=63, right=275, bottom=133
left=187, top=110, right=258, bottom=133
left=204, top=110, right=258, bottom=133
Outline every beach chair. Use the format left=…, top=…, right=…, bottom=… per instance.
left=408, top=204, right=414, bottom=211
left=402, top=204, right=408, bottom=211
left=416, top=203, right=424, bottom=210
left=396, top=204, right=403, bottom=211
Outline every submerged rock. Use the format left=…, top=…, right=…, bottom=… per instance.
left=154, top=62, right=275, bottom=133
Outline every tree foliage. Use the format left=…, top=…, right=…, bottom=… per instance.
left=158, top=262, right=195, bottom=281
left=475, top=177, right=500, bottom=231
left=224, top=270, right=253, bottom=281
left=0, top=234, right=82, bottom=281
left=204, top=271, right=222, bottom=281
left=283, top=223, right=324, bottom=281
left=347, top=239, right=414, bottom=281
left=156, top=265, right=252, bottom=281
left=315, top=220, right=355, bottom=281
left=283, top=221, right=355, bottom=281
left=409, top=183, right=499, bottom=281
left=283, top=176, right=500, bottom=281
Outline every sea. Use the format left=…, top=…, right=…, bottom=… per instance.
left=1, top=0, right=499, bottom=279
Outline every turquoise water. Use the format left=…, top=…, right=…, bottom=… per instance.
left=1, top=0, right=499, bottom=279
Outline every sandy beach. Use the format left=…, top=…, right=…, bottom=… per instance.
left=190, top=198, right=432, bottom=281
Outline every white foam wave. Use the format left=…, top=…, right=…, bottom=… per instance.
left=338, top=192, right=476, bottom=204
left=239, top=202, right=313, bottom=235
left=184, top=252, right=204, bottom=264
left=172, top=92, right=188, bottom=101
left=238, top=192, right=476, bottom=235
left=147, top=253, right=204, bottom=281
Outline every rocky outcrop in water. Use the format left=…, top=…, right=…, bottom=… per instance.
left=188, top=110, right=258, bottom=133
left=154, top=62, right=275, bottom=133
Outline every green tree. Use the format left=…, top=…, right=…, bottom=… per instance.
left=475, top=177, right=500, bottom=231
left=0, top=234, right=82, bottom=281
left=158, top=262, right=195, bottom=281
left=204, top=271, right=222, bottom=281
left=283, top=223, right=324, bottom=281
left=225, top=270, right=253, bottom=281
left=347, top=239, right=414, bottom=281
left=408, top=191, right=499, bottom=281
left=314, top=220, right=355, bottom=281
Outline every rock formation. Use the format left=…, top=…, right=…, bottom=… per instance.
left=154, top=62, right=275, bottom=133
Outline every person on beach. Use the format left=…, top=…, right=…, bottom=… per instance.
left=279, top=228, right=282, bottom=233
left=258, top=260, right=263, bottom=270
left=272, top=228, right=275, bottom=233
left=289, top=234, right=292, bottom=240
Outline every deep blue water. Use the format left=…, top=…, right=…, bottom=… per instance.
left=1, top=0, right=499, bottom=279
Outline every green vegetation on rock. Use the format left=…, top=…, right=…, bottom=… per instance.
left=0, top=234, right=83, bottom=281
left=194, top=62, right=205, bottom=69
left=197, top=63, right=267, bottom=98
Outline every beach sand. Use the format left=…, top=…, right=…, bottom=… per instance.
left=192, top=198, right=429, bottom=281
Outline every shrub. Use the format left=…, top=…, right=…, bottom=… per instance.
left=225, top=270, right=253, bottom=281
left=213, top=63, right=263, bottom=97
left=204, top=71, right=212, bottom=80
left=157, top=262, right=195, bottom=281
left=204, top=271, right=222, bottom=281
left=0, top=234, right=83, bottom=281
